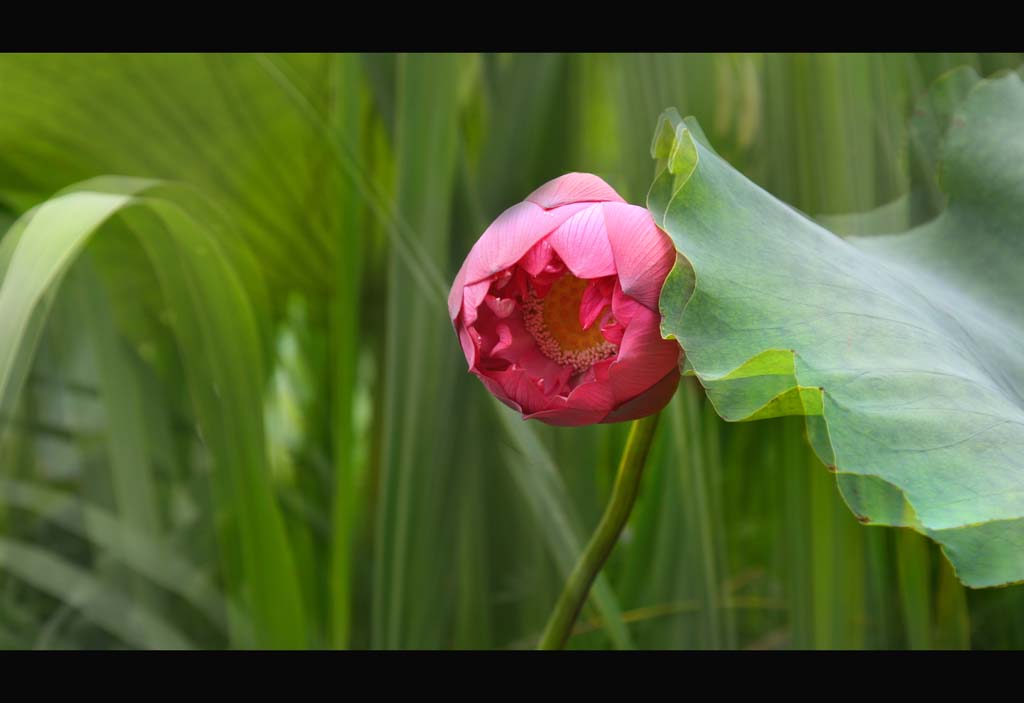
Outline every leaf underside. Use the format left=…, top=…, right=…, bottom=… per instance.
left=652, top=67, right=1024, bottom=588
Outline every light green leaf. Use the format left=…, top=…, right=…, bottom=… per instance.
left=0, top=536, right=193, bottom=649
left=652, top=70, right=1024, bottom=588
left=0, top=477, right=234, bottom=634
left=0, top=54, right=343, bottom=295
left=0, top=180, right=307, bottom=645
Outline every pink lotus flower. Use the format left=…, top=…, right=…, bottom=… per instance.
left=449, top=173, right=681, bottom=426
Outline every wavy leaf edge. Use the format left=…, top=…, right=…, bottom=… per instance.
left=649, top=70, right=1024, bottom=589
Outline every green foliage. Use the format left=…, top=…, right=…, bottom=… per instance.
left=0, top=53, right=1021, bottom=650
left=653, top=68, right=1024, bottom=588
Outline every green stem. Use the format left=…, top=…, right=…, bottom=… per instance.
left=537, top=411, right=662, bottom=650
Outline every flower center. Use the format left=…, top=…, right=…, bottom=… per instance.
left=521, top=273, right=618, bottom=373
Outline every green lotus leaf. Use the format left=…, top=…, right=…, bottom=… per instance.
left=652, top=70, right=1024, bottom=588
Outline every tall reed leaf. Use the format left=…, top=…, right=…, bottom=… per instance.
left=0, top=180, right=306, bottom=645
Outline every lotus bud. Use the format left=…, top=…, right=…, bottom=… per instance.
left=448, top=173, right=680, bottom=426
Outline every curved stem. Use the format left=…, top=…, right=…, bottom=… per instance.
left=537, top=410, right=662, bottom=650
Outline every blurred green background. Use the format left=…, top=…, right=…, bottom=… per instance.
left=0, top=52, right=1022, bottom=650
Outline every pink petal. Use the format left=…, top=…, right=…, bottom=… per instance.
left=567, top=379, right=617, bottom=412
left=580, top=278, right=613, bottom=330
left=611, top=281, right=644, bottom=327
left=503, top=268, right=530, bottom=300
left=517, top=347, right=572, bottom=395
left=523, top=405, right=610, bottom=427
left=491, top=268, right=513, bottom=290
left=603, top=369, right=681, bottom=423
left=601, top=320, right=626, bottom=346
left=471, top=303, right=573, bottom=395
left=547, top=367, right=574, bottom=396
left=485, top=295, right=516, bottom=318
left=458, top=323, right=480, bottom=372
left=526, top=173, right=626, bottom=210
left=522, top=381, right=616, bottom=426
left=520, top=239, right=555, bottom=277
left=603, top=202, right=675, bottom=312
left=545, top=204, right=618, bottom=280
left=478, top=310, right=523, bottom=359
left=491, top=322, right=516, bottom=356
left=488, top=367, right=551, bottom=415
left=448, top=258, right=469, bottom=323
left=477, top=372, right=523, bottom=414
left=607, top=305, right=681, bottom=404
left=464, top=200, right=591, bottom=285
left=461, top=279, right=491, bottom=328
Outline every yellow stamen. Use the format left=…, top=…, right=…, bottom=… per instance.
left=522, top=273, right=617, bottom=373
